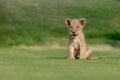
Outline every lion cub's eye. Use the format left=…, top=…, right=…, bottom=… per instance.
left=77, top=26, right=79, bottom=28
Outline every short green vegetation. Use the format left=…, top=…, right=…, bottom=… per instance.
left=0, top=48, right=120, bottom=80
left=0, top=0, right=120, bottom=46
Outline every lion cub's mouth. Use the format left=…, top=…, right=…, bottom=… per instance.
left=72, top=33, right=78, bottom=36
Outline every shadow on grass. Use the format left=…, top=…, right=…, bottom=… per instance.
left=42, top=56, right=120, bottom=61
left=99, top=56, right=120, bottom=60
left=45, top=56, right=66, bottom=60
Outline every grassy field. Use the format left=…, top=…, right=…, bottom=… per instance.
left=0, top=47, right=120, bottom=80
left=0, top=0, right=120, bottom=80
left=0, top=0, right=120, bottom=46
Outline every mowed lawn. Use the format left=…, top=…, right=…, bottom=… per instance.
left=0, top=47, right=120, bottom=80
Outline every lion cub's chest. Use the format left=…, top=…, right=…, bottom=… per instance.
left=73, top=39, right=80, bottom=50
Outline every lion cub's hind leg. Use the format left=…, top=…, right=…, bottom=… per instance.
left=86, top=48, right=92, bottom=59
left=86, top=48, right=98, bottom=60
left=87, top=48, right=92, bottom=59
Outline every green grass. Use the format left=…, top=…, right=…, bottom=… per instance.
left=0, top=48, right=120, bottom=80
left=1, top=1, right=120, bottom=79
left=0, top=0, right=120, bottom=46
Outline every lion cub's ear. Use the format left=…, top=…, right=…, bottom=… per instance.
left=65, top=18, right=71, bottom=27
left=79, top=18, right=86, bottom=27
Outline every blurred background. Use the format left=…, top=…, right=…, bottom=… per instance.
left=1, top=1, right=120, bottom=80
left=0, top=0, right=120, bottom=47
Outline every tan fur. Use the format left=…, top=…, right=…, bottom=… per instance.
left=65, top=18, right=92, bottom=60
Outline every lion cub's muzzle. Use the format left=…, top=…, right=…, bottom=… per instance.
left=71, top=32, right=78, bottom=36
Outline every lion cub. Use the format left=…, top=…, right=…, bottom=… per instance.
left=65, top=18, right=92, bottom=60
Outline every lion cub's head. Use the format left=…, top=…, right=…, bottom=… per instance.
left=65, top=18, right=86, bottom=37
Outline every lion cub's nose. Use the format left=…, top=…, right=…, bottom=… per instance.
left=72, top=32, right=75, bottom=34
left=72, top=31, right=78, bottom=36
